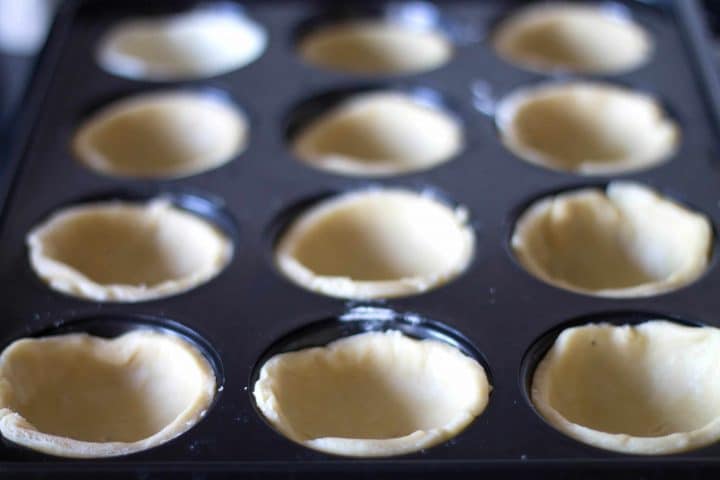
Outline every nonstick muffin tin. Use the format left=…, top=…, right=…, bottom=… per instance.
left=3, top=0, right=720, bottom=477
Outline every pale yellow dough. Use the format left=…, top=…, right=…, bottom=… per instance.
left=532, top=321, right=720, bottom=454
left=73, top=91, right=247, bottom=179
left=497, top=82, right=678, bottom=175
left=292, top=92, right=462, bottom=177
left=512, top=182, right=711, bottom=297
left=27, top=200, right=233, bottom=302
left=97, top=9, right=266, bottom=81
left=493, top=3, right=651, bottom=74
left=298, top=20, right=452, bottom=75
left=0, top=330, right=216, bottom=458
left=253, top=330, right=490, bottom=457
left=275, top=189, right=474, bottom=299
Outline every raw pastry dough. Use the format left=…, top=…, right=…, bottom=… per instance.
left=73, top=91, right=247, bottom=179
left=97, top=8, right=266, bottom=81
left=512, top=182, right=711, bottom=297
left=292, top=92, right=462, bottom=177
left=275, top=189, right=474, bottom=299
left=532, top=321, right=720, bottom=454
left=0, top=330, right=216, bottom=458
left=496, top=82, right=678, bottom=175
left=27, top=200, right=232, bottom=302
left=253, top=330, right=490, bottom=457
left=493, top=3, right=651, bottom=74
left=298, top=20, right=452, bottom=75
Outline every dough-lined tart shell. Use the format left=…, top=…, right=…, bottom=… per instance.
left=493, top=3, right=651, bottom=74
left=298, top=20, right=452, bottom=75
left=511, top=182, right=711, bottom=297
left=275, top=189, right=474, bottom=299
left=97, top=8, right=266, bottom=81
left=253, top=330, right=490, bottom=457
left=73, top=91, right=247, bottom=179
left=291, top=92, right=462, bottom=177
left=27, top=199, right=233, bottom=302
left=497, top=82, right=678, bottom=175
left=0, top=330, right=216, bottom=458
left=532, top=321, right=720, bottom=454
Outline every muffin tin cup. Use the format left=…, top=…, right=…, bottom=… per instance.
left=3, top=0, right=720, bottom=476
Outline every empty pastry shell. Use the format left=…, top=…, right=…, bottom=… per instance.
left=298, top=20, right=452, bottom=75
left=496, top=82, right=679, bottom=175
left=511, top=182, right=712, bottom=297
left=531, top=321, right=720, bottom=454
left=291, top=92, right=463, bottom=177
left=253, top=330, right=490, bottom=457
left=73, top=91, right=247, bottom=179
left=493, top=3, right=651, bottom=74
left=275, top=189, right=474, bottom=299
left=27, top=199, right=233, bottom=302
left=97, top=7, right=267, bottom=81
left=0, top=329, right=216, bottom=458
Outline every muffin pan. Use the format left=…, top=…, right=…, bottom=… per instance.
left=3, top=0, right=720, bottom=477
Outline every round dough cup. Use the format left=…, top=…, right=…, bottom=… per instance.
left=511, top=182, right=712, bottom=297
left=298, top=19, right=452, bottom=75
left=531, top=321, right=720, bottom=454
left=290, top=91, right=463, bottom=177
left=496, top=82, right=679, bottom=175
left=492, top=3, right=651, bottom=74
left=274, top=189, right=474, bottom=300
left=253, top=330, right=490, bottom=457
left=97, top=7, right=267, bottom=81
left=27, top=199, right=233, bottom=302
left=0, top=329, right=216, bottom=458
left=73, top=91, right=247, bottom=179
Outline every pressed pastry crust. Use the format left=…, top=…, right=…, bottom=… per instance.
left=532, top=321, right=720, bottom=454
left=254, top=330, right=490, bottom=457
left=493, top=3, right=651, bottom=74
left=292, top=92, right=462, bottom=177
left=298, top=20, right=452, bottom=75
left=0, top=330, right=216, bottom=458
left=73, top=91, right=247, bottom=179
left=275, top=189, right=474, bottom=299
left=496, top=82, right=678, bottom=175
left=27, top=199, right=233, bottom=302
left=97, top=8, right=266, bottom=81
left=511, top=182, right=711, bottom=297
